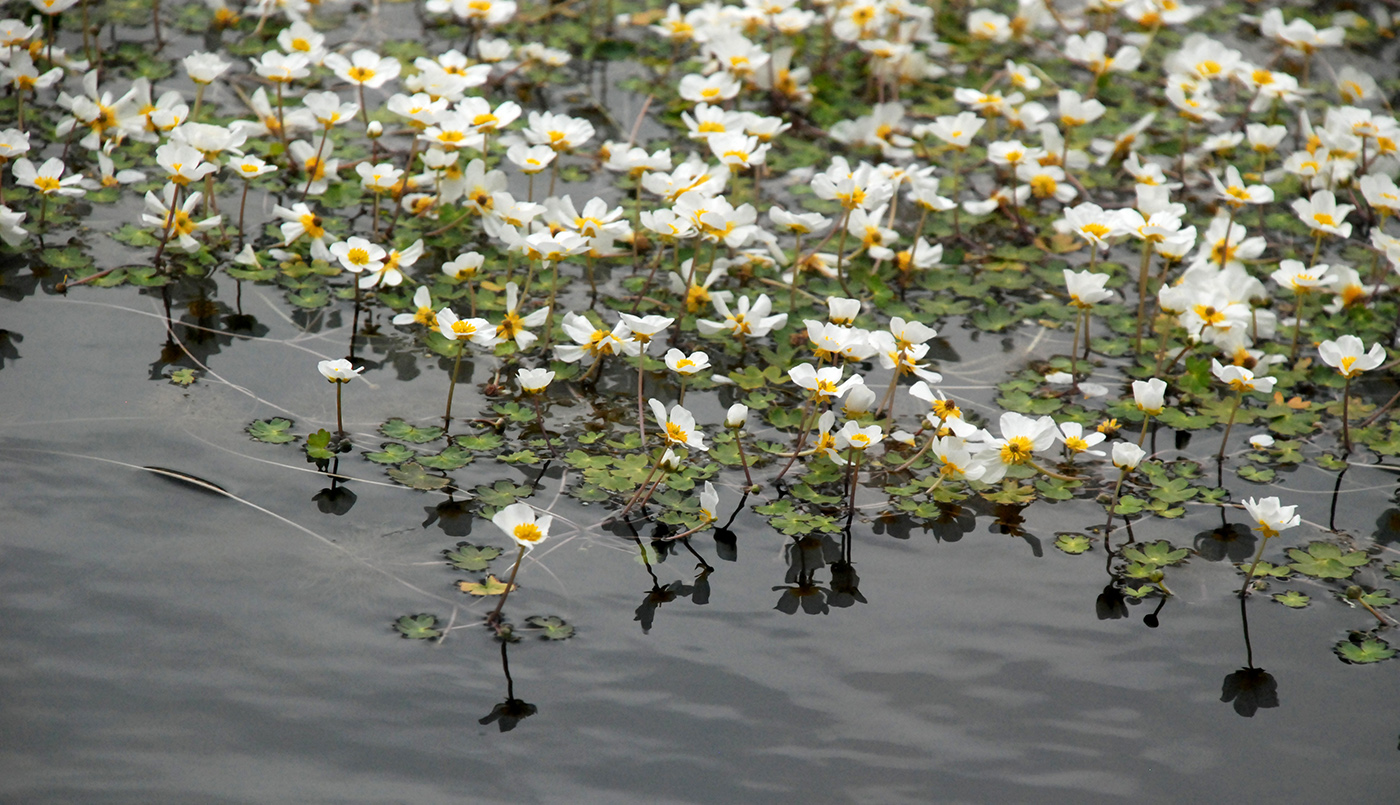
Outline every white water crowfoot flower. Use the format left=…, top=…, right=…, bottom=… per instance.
left=1058, top=422, right=1106, bottom=460
left=330, top=236, right=386, bottom=279
left=141, top=185, right=221, bottom=253
left=1292, top=190, right=1353, bottom=240
left=977, top=412, right=1060, bottom=483
left=1239, top=496, right=1302, bottom=597
left=649, top=398, right=708, bottom=452
left=1319, top=336, right=1386, bottom=379
left=488, top=501, right=552, bottom=624
left=318, top=358, right=362, bottom=439
left=1132, top=376, right=1168, bottom=444
left=1212, top=359, right=1274, bottom=462
left=1319, top=335, right=1387, bottom=454
left=696, top=293, right=788, bottom=342
left=1111, top=441, right=1146, bottom=471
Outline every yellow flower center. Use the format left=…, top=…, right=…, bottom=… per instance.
left=1000, top=436, right=1034, bottom=465
left=513, top=523, right=543, bottom=543
left=32, top=175, right=61, bottom=193
left=346, top=66, right=376, bottom=83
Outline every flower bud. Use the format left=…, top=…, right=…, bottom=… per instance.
left=366, top=120, right=383, bottom=139
left=1112, top=441, right=1145, bottom=470
left=1132, top=377, right=1167, bottom=415
left=725, top=403, right=749, bottom=429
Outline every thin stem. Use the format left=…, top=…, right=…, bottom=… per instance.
left=530, top=393, right=559, bottom=458
left=1341, top=375, right=1353, bottom=456
left=488, top=545, right=526, bottom=626
left=1239, top=534, right=1271, bottom=598
left=734, top=430, right=756, bottom=489
left=444, top=345, right=465, bottom=427
left=335, top=380, right=345, bottom=437
left=1217, top=390, right=1243, bottom=463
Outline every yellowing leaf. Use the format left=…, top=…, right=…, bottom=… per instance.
left=458, top=575, right=516, bottom=596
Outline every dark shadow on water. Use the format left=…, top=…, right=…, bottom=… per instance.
left=479, top=638, right=537, bottom=733
left=1222, top=597, right=1279, bottom=718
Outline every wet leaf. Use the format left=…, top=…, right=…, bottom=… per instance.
left=247, top=418, right=296, bottom=444
left=381, top=418, right=444, bottom=444
left=388, top=461, right=450, bottom=491
left=498, top=449, right=541, bottom=465
left=1287, top=541, right=1371, bottom=580
left=394, top=614, right=441, bottom=640
left=419, top=444, right=474, bottom=470
left=1335, top=636, right=1396, bottom=665
left=524, top=615, right=575, bottom=640
left=168, top=368, right=198, bottom=387
left=458, top=575, right=515, bottom=596
left=473, top=480, right=533, bottom=508
left=1237, top=465, right=1275, bottom=483
left=444, top=542, right=503, bottom=572
left=1273, top=590, right=1311, bottom=608
left=305, top=429, right=336, bottom=461
left=1121, top=540, right=1189, bottom=568
left=365, top=443, right=416, bottom=464
left=457, top=432, right=505, bottom=451
left=1055, top=534, right=1091, bottom=554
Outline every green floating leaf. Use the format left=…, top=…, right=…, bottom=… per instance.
left=1351, top=587, right=1397, bottom=608
left=444, top=542, right=504, bottom=572
left=381, top=418, right=444, bottom=444
left=395, top=614, right=441, bottom=640
left=1054, top=534, right=1092, bottom=555
left=365, top=443, right=416, bottom=465
left=1121, top=540, right=1189, bottom=568
left=498, top=449, right=540, bottom=465
left=1335, top=636, right=1396, bottom=665
left=419, top=443, right=474, bottom=470
left=458, top=575, right=515, bottom=596
left=473, top=480, right=534, bottom=508
left=524, top=615, right=575, bottom=640
left=1272, top=590, right=1311, bottom=608
left=566, top=449, right=612, bottom=470
left=1287, top=541, right=1370, bottom=580
left=247, top=418, right=296, bottom=444
left=388, top=461, right=450, bottom=491
left=1237, top=465, right=1275, bottom=483
left=305, top=429, right=336, bottom=461
left=167, top=368, right=198, bottom=387
left=457, top=432, right=505, bottom=451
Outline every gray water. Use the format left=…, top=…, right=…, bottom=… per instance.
left=3, top=278, right=1397, bottom=804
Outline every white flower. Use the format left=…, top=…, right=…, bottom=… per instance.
left=1211, top=359, right=1276, bottom=394
left=1240, top=496, right=1300, bottom=538
left=1292, top=190, right=1353, bottom=238
left=1058, top=421, right=1106, bottom=456
left=649, top=398, right=707, bottom=451
left=435, top=308, right=498, bottom=347
left=1249, top=434, right=1275, bottom=449
left=696, top=293, right=788, bottom=339
left=1112, top=441, right=1146, bottom=470
left=725, top=403, right=749, bottom=429
left=517, top=367, right=555, bottom=394
left=1064, top=269, right=1113, bottom=308
left=318, top=358, right=363, bottom=383
left=1132, top=378, right=1168, bottom=415
left=664, top=348, right=710, bottom=376
left=330, top=237, right=386, bottom=274
left=1318, top=335, right=1386, bottom=378
left=12, top=156, right=85, bottom=196
left=491, top=501, right=552, bottom=550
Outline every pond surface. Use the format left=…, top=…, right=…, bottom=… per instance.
left=4, top=279, right=1399, bottom=803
